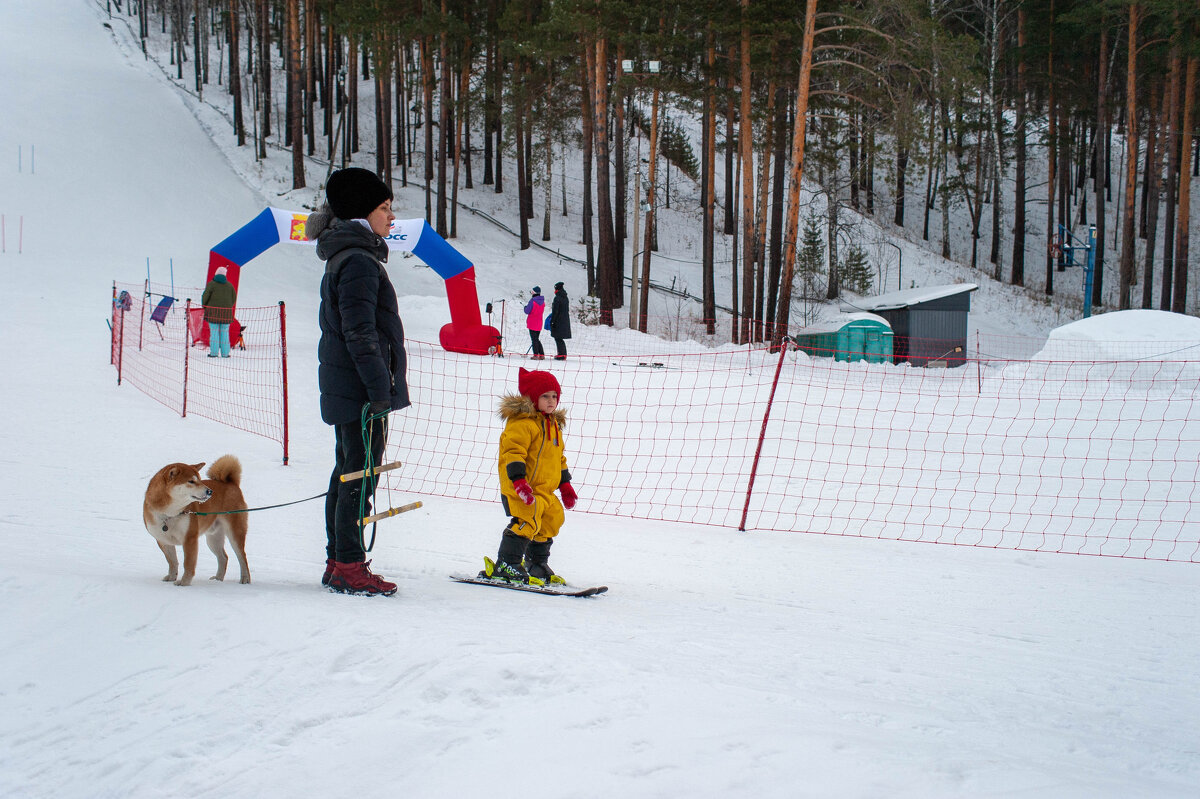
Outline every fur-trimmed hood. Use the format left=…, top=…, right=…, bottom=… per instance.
left=304, top=203, right=337, bottom=240
left=309, top=204, right=389, bottom=265
left=497, top=393, right=567, bottom=428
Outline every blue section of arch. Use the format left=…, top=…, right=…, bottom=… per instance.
left=211, top=208, right=278, bottom=266
left=412, top=221, right=472, bottom=280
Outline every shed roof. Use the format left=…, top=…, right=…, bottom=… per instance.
left=841, top=283, right=978, bottom=312
left=793, top=311, right=892, bottom=335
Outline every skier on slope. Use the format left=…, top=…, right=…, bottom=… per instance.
left=481, top=367, right=578, bottom=585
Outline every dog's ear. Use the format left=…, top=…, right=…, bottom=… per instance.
left=191, top=462, right=206, bottom=474
left=167, top=466, right=179, bottom=480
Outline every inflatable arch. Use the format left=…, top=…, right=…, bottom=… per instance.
left=206, top=207, right=500, bottom=354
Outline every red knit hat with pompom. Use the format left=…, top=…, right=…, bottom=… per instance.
left=518, top=367, right=561, bottom=405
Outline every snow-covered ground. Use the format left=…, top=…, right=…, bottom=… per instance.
left=1, top=2, right=1198, bottom=797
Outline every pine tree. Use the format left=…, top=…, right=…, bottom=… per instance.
left=841, top=244, right=873, bottom=296
left=795, top=211, right=825, bottom=300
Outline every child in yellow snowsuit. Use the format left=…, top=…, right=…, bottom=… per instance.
left=485, top=367, right=578, bottom=585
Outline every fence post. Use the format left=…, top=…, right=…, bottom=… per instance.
left=976, top=330, right=982, bottom=393
left=110, top=282, right=117, bottom=366
left=738, top=341, right=790, bottom=532
left=116, top=298, right=125, bottom=386
left=279, top=301, right=290, bottom=465
left=182, top=299, right=191, bottom=417
left=138, top=278, right=148, bottom=351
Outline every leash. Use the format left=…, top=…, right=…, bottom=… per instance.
left=357, top=404, right=388, bottom=553
left=188, top=491, right=329, bottom=518
left=180, top=408, right=415, bottom=555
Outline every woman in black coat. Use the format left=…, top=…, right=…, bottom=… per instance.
left=307, top=167, right=408, bottom=597
left=550, top=281, right=572, bottom=359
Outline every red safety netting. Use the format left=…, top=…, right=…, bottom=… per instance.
left=380, top=338, right=1200, bottom=563
left=110, top=281, right=289, bottom=462
left=108, top=281, right=1200, bottom=562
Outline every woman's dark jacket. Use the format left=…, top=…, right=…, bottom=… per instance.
left=550, top=288, right=572, bottom=339
left=309, top=207, right=410, bottom=425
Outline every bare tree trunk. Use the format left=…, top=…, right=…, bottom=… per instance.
left=1162, top=32, right=1182, bottom=310
left=422, top=34, right=434, bottom=221
left=228, top=0, right=245, bottom=146
left=922, top=95, right=937, bottom=242
left=258, top=0, right=271, bottom=145
left=514, top=59, right=530, bottom=250
left=591, top=36, right=619, bottom=321
left=452, top=36, right=471, bottom=238
left=304, top=0, right=315, bottom=156
left=580, top=51, right=595, bottom=295
left=939, top=101, right=951, bottom=259
left=374, top=43, right=392, bottom=187
left=348, top=36, right=358, bottom=155
left=895, top=147, right=908, bottom=227
left=493, top=29, right=503, bottom=194
left=1093, top=30, right=1109, bottom=308
left=1011, top=8, right=1026, bottom=286
left=1118, top=4, right=1139, bottom=309
left=639, top=78, right=661, bottom=333
left=437, top=0, right=450, bottom=237
left=286, top=0, right=304, bottom=188
left=754, top=68, right=776, bottom=342
left=739, top=3, right=755, bottom=345
left=543, top=126, right=553, bottom=242
left=483, top=4, right=495, bottom=186
left=766, top=83, right=787, bottom=334
left=1173, top=55, right=1196, bottom=314
left=826, top=189, right=841, bottom=300
left=702, top=27, right=717, bottom=334
left=1045, top=3, right=1056, bottom=295
left=614, top=44, right=627, bottom=282
left=776, top=0, right=817, bottom=343
left=725, top=82, right=736, bottom=236
left=1143, top=85, right=1164, bottom=308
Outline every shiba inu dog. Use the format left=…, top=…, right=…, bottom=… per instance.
left=142, top=455, right=250, bottom=586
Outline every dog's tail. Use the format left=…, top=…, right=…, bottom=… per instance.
left=206, top=455, right=242, bottom=486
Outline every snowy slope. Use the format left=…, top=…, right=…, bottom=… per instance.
left=1, top=2, right=1198, bottom=798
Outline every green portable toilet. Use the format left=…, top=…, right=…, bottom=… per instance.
left=791, top=313, right=893, bottom=363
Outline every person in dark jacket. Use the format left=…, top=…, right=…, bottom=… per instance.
left=550, top=281, right=572, bottom=360
left=307, top=167, right=408, bottom=597
left=201, top=266, right=237, bottom=358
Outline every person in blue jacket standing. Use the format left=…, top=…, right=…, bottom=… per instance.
left=306, top=167, right=408, bottom=597
left=524, top=286, right=546, bottom=359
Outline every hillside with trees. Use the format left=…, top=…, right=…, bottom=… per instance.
left=104, top=0, right=1200, bottom=339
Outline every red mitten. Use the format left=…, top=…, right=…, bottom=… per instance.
left=559, top=482, right=577, bottom=510
left=512, top=479, right=535, bottom=506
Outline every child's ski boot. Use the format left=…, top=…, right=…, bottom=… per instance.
left=480, top=532, right=544, bottom=586
left=527, top=539, right=567, bottom=585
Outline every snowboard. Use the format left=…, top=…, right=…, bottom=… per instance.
left=450, top=573, right=608, bottom=598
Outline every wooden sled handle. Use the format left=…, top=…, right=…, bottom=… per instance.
left=360, top=501, right=423, bottom=525
left=340, top=461, right=403, bottom=483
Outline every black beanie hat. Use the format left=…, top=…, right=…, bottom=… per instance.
left=326, top=168, right=393, bottom=221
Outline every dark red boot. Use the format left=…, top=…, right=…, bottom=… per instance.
left=321, top=558, right=335, bottom=586
left=328, top=560, right=397, bottom=596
